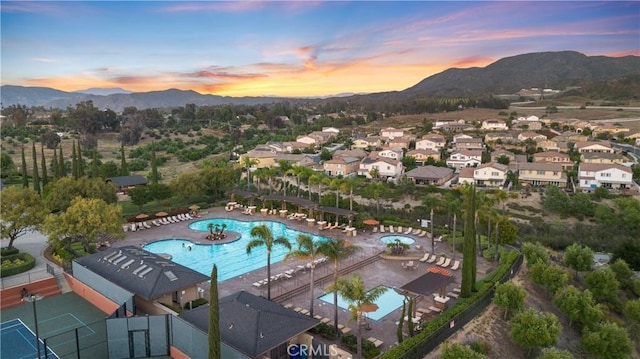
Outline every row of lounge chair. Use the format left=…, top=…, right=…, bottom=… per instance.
left=418, top=253, right=460, bottom=270
left=373, top=225, right=428, bottom=237
left=252, top=269, right=296, bottom=287
left=123, top=213, right=195, bottom=232
left=284, top=305, right=354, bottom=334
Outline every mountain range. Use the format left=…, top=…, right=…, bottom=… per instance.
left=2, top=51, right=638, bottom=111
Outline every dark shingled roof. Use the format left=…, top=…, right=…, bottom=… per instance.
left=74, top=246, right=209, bottom=301
left=399, top=272, right=456, bottom=297
left=106, top=175, right=148, bottom=187
left=318, top=206, right=357, bottom=217
left=179, top=291, right=318, bottom=358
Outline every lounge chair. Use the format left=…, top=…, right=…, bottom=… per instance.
left=412, top=228, right=420, bottom=235
left=372, top=226, right=378, bottom=233
left=389, top=226, right=395, bottom=233
left=172, top=215, right=181, bottom=222
left=450, top=260, right=460, bottom=271
left=404, top=227, right=413, bottom=234
left=152, top=220, right=161, bottom=227
left=440, top=258, right=452, bottom=268
left=419, top=230, right=427, bottom=237
left=131, top=223, right=137, bottom=232
left=427, top=255, right=437, bottom=263
left=419, top=253, right=431, bottom=262
left=143, top=221, right=152, bottom=229
left=435, top=256, right=446, bottom=266
left=122, top=225, right=129, bottom=232
left=397, top=226, right=403, bottom=233
left=379, top=225, right=385, bottom=233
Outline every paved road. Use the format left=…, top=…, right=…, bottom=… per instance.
left=0, top=230, right=58, bottom=289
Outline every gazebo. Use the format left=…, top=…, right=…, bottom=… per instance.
left=398, top=271, right=456, bottom=315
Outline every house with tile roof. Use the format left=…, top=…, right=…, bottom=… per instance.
left=405, top=166, right=454, bottom=186
left=517, top=163, right=567, bottom=188
left=473, top=163, right=509, bottom=188
left=578, top=163, right=633, bottom=191
left=446, top=150, right=482, bottom=170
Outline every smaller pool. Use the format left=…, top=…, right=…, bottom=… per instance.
left=380, top=235, right=415, bottom=245
left=317, top=286, right=405, bottom=320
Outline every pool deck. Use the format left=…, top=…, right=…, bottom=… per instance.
left=111, top=207, right=496, bottom=353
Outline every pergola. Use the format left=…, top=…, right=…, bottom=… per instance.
left=260, top=195, right=318, bottom=217
left=317, top=206, right=357, bottom=226
left=231, top=190, right=259, bottom=206
left=397, top=272, right=456, bottom=316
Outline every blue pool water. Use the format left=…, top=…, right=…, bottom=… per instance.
left=317, top=286, right=405, bottom=320
left=380, top=235, right=415, bottom=245
left=142, top=219, right=328, bottom=282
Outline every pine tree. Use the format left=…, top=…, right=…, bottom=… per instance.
left=40, top=143, right=48, bottom=188
left=461, top=185, right=477, bottom=297
left=21, top=145, right=29, bottom=189
left=58, top=144, right=66, bottom=177
left=120, top=143, right=129, bottom=176
left=208, top=265, right=221, bottom=359
left=31, top=142, right=40, bottom=195
left=91, top=150, right=99, bottom=178
left=71, top=141, right=78, bottom=179
left=77, top=140, right=85, bottom=177
left=150, top=142, right=159, bottom=185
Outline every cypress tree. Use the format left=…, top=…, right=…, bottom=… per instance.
left=120, top=143, right=129, bottom=176
left=150, top=143, right=159, bottom=185
left=71, top=141, right=78, bottom=179
left=461, top=184, right=477, bottom=297
left=21, top=145, right=29, bottom=189
left=31, top=142, right=41, bottom=195
left=51, top=151, right=59, bottom=179
left=40, top=143, right=48, bottom=188
left=58, top=144, right=66, bottom=177
left=208, top=265, right=221, bottom=359
left=77, top=140, right=85, bottom=177
left=91, top=150, right=99, bottom=178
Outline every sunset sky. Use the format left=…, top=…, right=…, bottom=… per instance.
left=2, top=1, right=639, bottom=97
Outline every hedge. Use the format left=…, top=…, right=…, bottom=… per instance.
left=183, top=297, right=208, bottom=310
left=1, top=247, right=20, bottom=257
left=0, top=253, right=36, bottom=278
left=381, top=251, right=521, bottom=359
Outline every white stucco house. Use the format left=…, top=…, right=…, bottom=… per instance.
left=380, top=127, right=404, bottom=139
left=481, top=119, right=509, bottom=131
left=473, top=163, right=509, bottom=188
left=446, top=150, right=483, bottom=170
left=358, top=156, right=403, bottom=180
left=416, top=134, right=446, bottom=150
left=578, top=163, right=633, bottom=191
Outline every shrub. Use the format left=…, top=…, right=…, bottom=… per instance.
left=1, top=247, right=20, bottom=257
left=309, top=322, right=338, bottom=340
left=183, top=297, right=208, bottom=310
left=340, top=334, right=380, bottom=359
left=0, top=253, right=36, bottom=277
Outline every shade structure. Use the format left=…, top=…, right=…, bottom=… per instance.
left=135, top=213, right=149, bottom=219
left=362, top=219, right=379, bottom=226
left=359, top=303, right=379, bottom=313
left=155, top=211, right=168, bottom=217
left=189, top=205, right=200, bottom=210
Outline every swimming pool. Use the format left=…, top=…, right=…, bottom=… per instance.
left=142, top=219, right=329, bottom=282
left=317, top=286, right=405, bottom=320
left=380, top=235, right=415, bottom=245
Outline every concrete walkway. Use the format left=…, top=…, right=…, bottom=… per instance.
left=0, top=230, right=62, bottom=290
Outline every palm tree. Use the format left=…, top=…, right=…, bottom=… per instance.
left=330, top=178, right=343, bottom=208
left=241, top=156, right=259, bottom=189
left=284, top=234, right=328, bottom=317
left=246, top=224, right=292, bottom=300
left=318, top=238, right=355, bottom=335
left=368, top=182, right=384, bottom=215
left=327, top=274, right=387, bottom=359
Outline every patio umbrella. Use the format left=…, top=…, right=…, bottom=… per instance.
left=135, top=213, right=149, bottom=219
left=362, top=219, right=379, bottom=226
left=359, top=303, right=379, bottom=313
left=155, top=211, right=168, bottom=217
left=189, top=204, right=200, bottom=210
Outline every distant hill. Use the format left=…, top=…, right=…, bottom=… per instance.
left=2, top=51, right=638, bottom=110
left=74, top=87, right=132, bottom=96
left=0, top=86, right=296, bottom=111
left=402, top=51, right=640, bottom=98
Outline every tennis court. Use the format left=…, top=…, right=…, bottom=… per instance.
left=1, top=319, right=59, bottom=359
left=0, top=292, right=108, bottom=358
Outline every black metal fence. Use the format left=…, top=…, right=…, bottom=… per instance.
left=391, top=254, right=524, bottom=359
left=42, top=318, right=108, bottom=359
